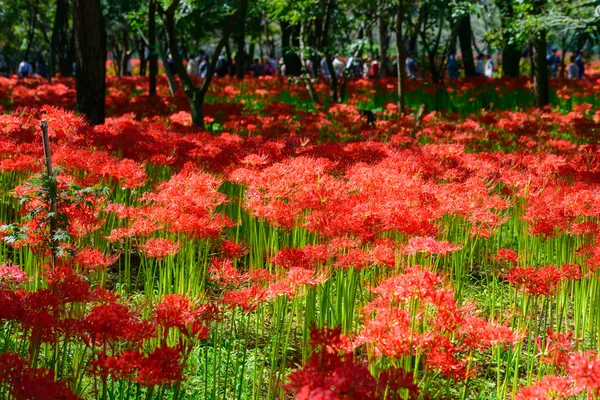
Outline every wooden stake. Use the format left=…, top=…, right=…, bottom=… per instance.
left=39, top=120, right=57, bottom=266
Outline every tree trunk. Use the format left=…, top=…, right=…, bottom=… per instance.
left=396, top=0, right=406, bottom=114
left=25, top=0, right=40, bottom=61
left=162, top=0, right=242, bottom=127
left=502, top=43, right=520, bottom=77
left=138, top=37, right=147, bottom=76
left=378, top=0, right=389, bottom=78
left=281, top=21, right=291, bottom=49
left=119, top=32, right=130, bottom=76
left=149, top=0, right=158, bottom=96
left=457, top=15, right=476, bottom=77
left=325, top=54, right=338, bottom=102
left=73, top=0, right=106, bottom=125
left=498, top=0, right=520, bottom=77
left=234, top=0, right=248, bottom=79
left=158, top=35, right=178, bottom=96
left=49, top=0, right=68, bottom=80
left=532, top=30, right=549, bottom=108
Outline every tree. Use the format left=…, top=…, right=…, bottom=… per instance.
left=396, top=0, right=406, bottom=114
left=495, top=0, right=521, bottom=77
left=234, top=0, right=248, bottom=79
left=149, top=0, right=158, bottom=96
left=161, top=0, right=244, bottom=128
left=456, top=14, right=476, bottom=77
left=49, top=0, right=71, bottom=78
left=73, top=0, right=106, bottom=125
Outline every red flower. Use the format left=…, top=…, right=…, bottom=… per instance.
left=136, top=346, right=183, bottom=387
left=139, top=238, right=181, bottom=260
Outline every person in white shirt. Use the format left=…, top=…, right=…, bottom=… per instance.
left=484, top=54, right=494, bottom=78
left=332, top=55, right=344, bottom=78
left=567, top=55, right=580, bottom=79
left=187, top=56, right=198, bottom=76
left=18, top=58, right=31, bottom=78
left=198, top=56, right=208, bottom=78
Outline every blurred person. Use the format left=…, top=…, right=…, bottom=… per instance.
left=263, top=57, right=276, bottom=76
left=167, top=55, right=176, bottom=75
left=485, top=54, right=494, bottom=78
left=575, top=51, right=584, bottom=78
left=187, top=55, right=198, bottom=76
left=362, top=57, right=370, bottom=78
left=248, top=58, right=264, bottom=78
left=369, top=58, right=379, bottom=78
left=476, top=53, right=485, bottom=76
left=546, top=48, right=559, bottom=78
left=18, top=58, right=32, bottom=78
left=0, top=55, right=7, bottom=77
left=215, top=55, right=228, bottom=77
left=267, top=54, right=278, bottom=72
left=320, top=57, right=330, bottom=78
left=447, top=50, right=459, bottom=79
left=279, top=58, right=287, bottom=77
left=36, top=55, right=47, bottom=77
left=195, top=50, right=205, bottom=66
left=567, top=55, right=579, bottom=79
left=198, top=55, right=208, bottom=78
left=332, top=55, right=344, bottom=78
left=406, top=54, right=418, bottom=79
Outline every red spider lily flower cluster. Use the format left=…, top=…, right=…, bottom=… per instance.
left=518, top=331, right=600, bottom=399
left=284, top=327, right=421, bottom=400
left=504, top=264, right=584, bottom=296
left=359, top=266, right=520, bottom=380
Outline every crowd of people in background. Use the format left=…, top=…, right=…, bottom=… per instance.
left=547, top=48, right=585, bottom=79
left=0, top=45, right=589, bottom=82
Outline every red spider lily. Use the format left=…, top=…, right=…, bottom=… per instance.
left=403, top=236, right=461, bottom=256
left=535, top=329, right=574, bottom=369
left=136, top=346, right=183, bottom=387
left=284, top=327, right=420, bottom=400
left=360, top=266, right=520, bottom=380
left=90, top=346, right=184, bottom=387
left=83, top=303, right=153, bottom=346
left=222, top=285, right=266, bottom=311
left=74, top=248, right=119, bottom=272
left=504, top=265, right=581, bottom=297
left=0, top=264, right=28, bottom=285
left=208, top=257, right=244, bottom=286
left=219, top=239, right=249, bottom=259
left=139, top=238, right=181, bottom=260
left=0, top=352, right=81, bottom=400
left=495, top=248, right=519, bottom=265
left=516, top=375, right=578, bottom=399
left=155, top=294, right=218, bottom=338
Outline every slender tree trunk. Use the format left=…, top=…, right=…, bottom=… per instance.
left=138, top=38, right=147, bottom=76
left=73, top=0, right=106, bottom=125
left=149, top=0, right=158, bottom=96
left=234, top=0, right=248, bottom=79
left=396, top=0, right=406, bottom=114
left=158, top=35, right=177, bottom=96
left=299, top=21, right=320, bottom=104
left=281, top=21, right=291, bottom=49
left=532, top=30, right=549, bottom=108
left=378, top=0, right=389, bottom=78
left=457, top=15, right=476, bottom=77
left=119, top=32, right=130, bottom=76
left=49, top=0, right=68, bottom=81
left=25, top=0, right=40, bottom=60
left=325, top=54, right=338, bottom=102
left=162, top=0, right=242, bottom=127
left=498, top=0, right=520, bottom=77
